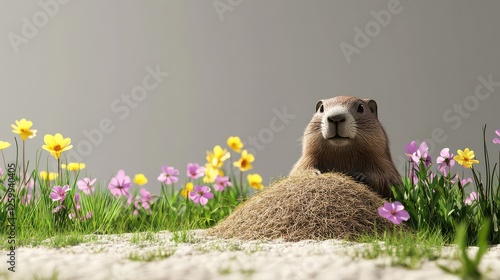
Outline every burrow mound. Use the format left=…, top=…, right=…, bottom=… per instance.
left=209, top=171, right=394, bottom=241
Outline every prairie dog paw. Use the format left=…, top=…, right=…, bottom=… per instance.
left=352, top=173, right=370, bottom=184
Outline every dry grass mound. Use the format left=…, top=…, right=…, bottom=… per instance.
left=210, top=171, right=394, bottom=241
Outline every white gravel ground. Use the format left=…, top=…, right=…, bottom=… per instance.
left=1, top=230, right=499, bottom=280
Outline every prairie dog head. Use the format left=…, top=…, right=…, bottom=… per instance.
left=313, top=96, right=379, bottom=146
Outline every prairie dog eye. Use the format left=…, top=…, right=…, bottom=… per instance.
left=357, top=104, right=364, bottom=113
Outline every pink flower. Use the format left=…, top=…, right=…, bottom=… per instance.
left=465, top=192, right=479, bottom=205
left=69, top=213, right=75, bottom=220
left=75, top=193, right=81, bottom=211
left=189, top=185, right=214, bottom=206
left=0, top=168, right=3, bottom=177
left=409, top=142, right=432, bottom=168
left=405, top=141, right=418, bottom=158
left=187, top=163, right=205, bottom=180
left=460, top=177, right=473, bottom=187
left=50, top=185, right=70, bottom=202
left=108, top=170, right=131, bottom=197
left=157, top=165, right=179, bottom=185
left=494, top=130, right=500, bottom=144
left=132, top=201, right=140, bottom=216
left=77, top=177, right=97, bottom=195
left=21, top=176, right=34, bottom=206
left=127, top=194, right=137, bottom=205
left=52, top=204, right=65, bottom=213
left=214, top=176, right=232, bottom=191
left=22, top=193, right=32, bottom=206
left=378, top=201, right=410, bottom=225
left=140, top=188, right=153, bottom=212
left=85, top=211, right=93, bottom=219
left=436, top=148, right=455, bottom=176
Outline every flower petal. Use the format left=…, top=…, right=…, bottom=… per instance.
left=396, top=210, right=410, bottom=221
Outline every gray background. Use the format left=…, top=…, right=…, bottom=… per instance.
left=1, top=0, right=499, bottom=193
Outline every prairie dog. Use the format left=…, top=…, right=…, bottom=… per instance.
left=290, top=96, right=401, bottom=198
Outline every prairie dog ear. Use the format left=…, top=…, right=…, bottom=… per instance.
left=364, top=99, right=378, bottom=118
left=315, top=100, right=324, bottom=113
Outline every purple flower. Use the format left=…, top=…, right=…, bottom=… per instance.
left=127, top=193, right=137, bottom=205
left=410, top=142, right=432, bottom=168
left=85, top=211, right=93, bottom=219
left=187, top=163, right=205, bottom=180
left=494, top=130, right=500, bottom=144
left=436, top=148, right=455, bottom=176
left=140, top=188, right=153, bottom=212
left=214, top=175, right=232, bottom=191
left=189, top=185, right=214, bottom=206
left=378, top=201, right=410, bottom=225
left=52, top=204, right=65, bottom=213
left=77, top=177, right=97, bottom=195
left=459, top=177, right=473, bottom=187
left=405, top=141, right=418, bottom=157
left=50, top=185, right=70, bottom=202
left=157, top=165, right=179, bottom=185
left=132, top=201, right=140, bottom=216
left=465, top=192, right=479, bottom=205
left=75, top=193, right=81, bottom=211
left=22, top=193, right=32, bottom=206
left=108, top=170, right=131, bottom=197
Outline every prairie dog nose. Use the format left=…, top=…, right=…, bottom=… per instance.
left=327, top=114, right=346, bottom=123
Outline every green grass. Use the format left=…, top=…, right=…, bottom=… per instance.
left=170, top=229, right=196, bottom=244
left=127, top=247, right=176, bottom=262
left=351, top=228, right=446, bottom=269
left=438, top=220, right=491, bottom=279
left=0, top=161, right=253, bottom=248
left=130, top=231, right=159, bottom=244
left=32, top=270, right=59, bottom=280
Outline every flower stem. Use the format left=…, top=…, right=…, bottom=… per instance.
left=58, top=158, right=61, bottom=181
left=239, top=171, right=243, bottom=197
left=1, top=151, right=7, bottom=171
left=22, top=140, right=26, bottom=184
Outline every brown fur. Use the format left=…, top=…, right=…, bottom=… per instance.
left=290, top=96, right=401, bottom=198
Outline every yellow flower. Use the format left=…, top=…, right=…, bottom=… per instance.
left=134, top=173, right=148, bottom=185
left=227, top=136, right=243, bottom=153
left=11, top=119, right=37, bottom=140
left=454, top=148, right=479, bottom=168
left=62, top=162, right=86, bottom=171
left=206, top=145, right=230, bottom=169
left=181, top=182, right=194, bottom=198
left=203, top=165, right=223, bottom=183
left=247, top=173, right=264, bottom=190
left=39, top=171, right=58, bottom=181
left=0, top=141, right=11, bottom=150
left=233, top=150, right=255, bottom=172
left=42, top=133, right=73, bottom=159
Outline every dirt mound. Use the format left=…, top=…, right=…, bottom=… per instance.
left=210, top=171, right=394, bottom=241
